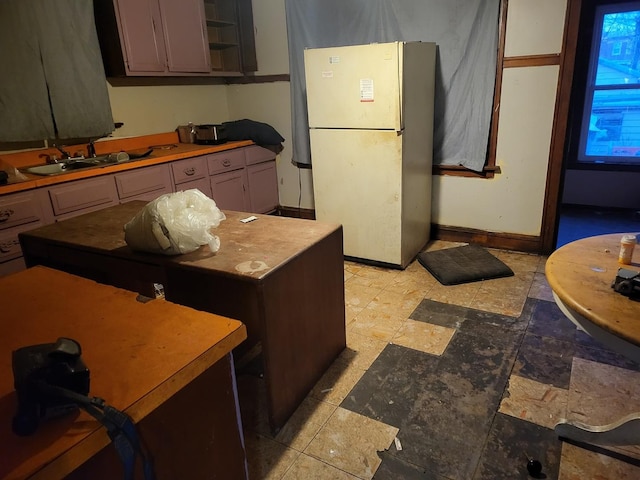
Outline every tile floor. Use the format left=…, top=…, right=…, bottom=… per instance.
left=237, top=241, right=640, bottom=479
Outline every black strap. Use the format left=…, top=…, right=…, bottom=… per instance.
left=36, top=382, right=156, bottom=480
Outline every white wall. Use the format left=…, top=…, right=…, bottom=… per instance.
left=432, top=65, right=559, bottom=234
left=226, top=0, right=314, bottom=210
left=432, top=0, right=567, bottom=235
left=106, top=84, right=230, bottom=138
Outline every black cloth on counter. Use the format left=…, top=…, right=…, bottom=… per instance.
left=222, top=119, right=284, bottom=151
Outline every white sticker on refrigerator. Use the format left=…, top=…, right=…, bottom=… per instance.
left=322, top=71, right=333, bottom=78
left=360, top=79, right=374, bottom=102
left=329, top=56, right=340, bottom=64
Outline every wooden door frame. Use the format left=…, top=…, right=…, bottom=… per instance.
left=540, top=0, right=583, bottom=253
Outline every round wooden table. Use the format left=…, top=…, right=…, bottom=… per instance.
left=545, top=233, right=640, bottom=446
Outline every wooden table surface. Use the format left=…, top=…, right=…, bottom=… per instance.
left=0, top=266, right=247, bottom=480
left=19, top=200, right=342, bottom=282
left=545, top=233, right=640, bottom=347
left=19, top=202, right=347, bottom=433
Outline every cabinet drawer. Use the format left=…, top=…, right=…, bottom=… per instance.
left=115, top=165, right=173, bottom=200
left=244, top=145, right=276, bottom=166
left=48, top=176, right=119, bottom=217
left=0, top=191, right=49, bottom=231
left=171, top=156, right=208, bottom=184
left=0, top=220, right=47, bottom=263
left=207, top=149, right=246, bottom=175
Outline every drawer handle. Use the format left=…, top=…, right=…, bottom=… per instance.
left=222, top=159, right=231, bottom=167
left=0, top=208, right=15, bottom=223
left=0, top=238, right=18, bottom=253
left=183, top=167, right=196, bottom=176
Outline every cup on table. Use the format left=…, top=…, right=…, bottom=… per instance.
left=619, top=234, right=637, bottom=264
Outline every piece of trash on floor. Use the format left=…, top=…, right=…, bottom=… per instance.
left=321, top=388, right=333, bottom=393
left=394, top=437, right=402, bottom=451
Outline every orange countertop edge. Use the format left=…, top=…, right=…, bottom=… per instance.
left=0, top=132, right=254, bottom=195
left=0, top=266, right=247, bottom=480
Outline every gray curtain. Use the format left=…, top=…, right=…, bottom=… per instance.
left=0, top=0, right=114, bottom=142
left=285, top=0, right=500, bottom=172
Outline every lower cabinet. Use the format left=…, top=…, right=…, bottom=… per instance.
left=210, top=168, right=249, bottom=211
left=244, top=145, right=279, bottom=214
left=207, top=145, right=278, bottom=213
left=171, top=156, right=213, bottom=198
left=207, top=149, right=249, bottom=211
left=1, top=145, right=279, bottom=277
left=0, top=189, right=53, bottom=276
left=247, top=161, right=278, bottom=214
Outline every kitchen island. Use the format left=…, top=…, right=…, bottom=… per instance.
left=19, top=201, right=347, bottom=433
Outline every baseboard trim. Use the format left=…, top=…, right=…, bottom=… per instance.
left=276, top=208, right=543, bottom=253
left=277, top=206, right=316, bottom=220
left=432, top=224, right=543, bottom=253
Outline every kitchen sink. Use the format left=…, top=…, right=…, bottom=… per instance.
left=23, top=151, right=150, bottom=176
left=25, top=159, right=103, bottom=175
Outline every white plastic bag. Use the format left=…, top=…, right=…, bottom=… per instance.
left=124, top=189, right=226, bottom=255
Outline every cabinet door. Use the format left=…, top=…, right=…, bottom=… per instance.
left=48, top=176, right=119, bottom=220
left=116, top=0, right=167, bottom=73
left=159, top=0, right=211, bottom=73
left=237, top=0, right=257, bottom=72
left=247, top=162, right=279, bottom=213
left=210, top=169, right=249, bottom=211
left=176, top=177, right=213, bottom=199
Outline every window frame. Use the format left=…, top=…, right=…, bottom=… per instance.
left=431, top=0, right=507, bottom=179
left=567, top=0, right=640, bottom=172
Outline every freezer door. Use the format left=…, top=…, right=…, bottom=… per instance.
left=310, top=128, right=404, bottom=264
left=304, top=42, right=402, bottom=131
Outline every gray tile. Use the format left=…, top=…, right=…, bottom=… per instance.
left=473, top=413, right=562, bottom=480
left=374, top=452, right=446, bottom=479
left=527, top=299, right=579, bottom=343
left=409, top=298, right=468, bottom=328
left=512, top=332, right=574, bottom=389
left=341, top=318, right=521, bottom=479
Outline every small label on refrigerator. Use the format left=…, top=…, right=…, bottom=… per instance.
left=322, top=71, right=333, bottom=78
left=329, top=56, right=340, bottom=64
left=360, top=79, right=374, bottom=102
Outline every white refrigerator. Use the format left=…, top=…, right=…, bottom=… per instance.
left=304, top=41, right=436, bottom=268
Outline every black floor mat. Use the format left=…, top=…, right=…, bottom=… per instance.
left=417, top=244, right=514, bottom=285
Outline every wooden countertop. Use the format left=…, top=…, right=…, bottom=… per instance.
left=0, top=266, right=247, bottom=480
left=545, top=233, right=640, bottom=347
left=20, top=200, right=342, bottom=282
left=0, top=132, right=253, bottom=195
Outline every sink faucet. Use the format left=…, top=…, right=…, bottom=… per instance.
left=53, top=144, right=71, bottom=160
left=87, top=139, right=96, bottom=158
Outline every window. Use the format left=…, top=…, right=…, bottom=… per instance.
left=578, top=2, right=640, bottom=167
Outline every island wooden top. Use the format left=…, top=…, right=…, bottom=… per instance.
left=545, top=233, right=640, bottom=347
left=0, top=266, right=247, bottom=480
left=19, top=201, right=343, bottom=282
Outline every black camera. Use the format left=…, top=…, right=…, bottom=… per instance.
left=12, top=337, right=90, bottom=436
left=612, top=268, right=640, bottom=300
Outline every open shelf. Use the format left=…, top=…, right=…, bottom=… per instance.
left=203, top=0, right=241, bottom=73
